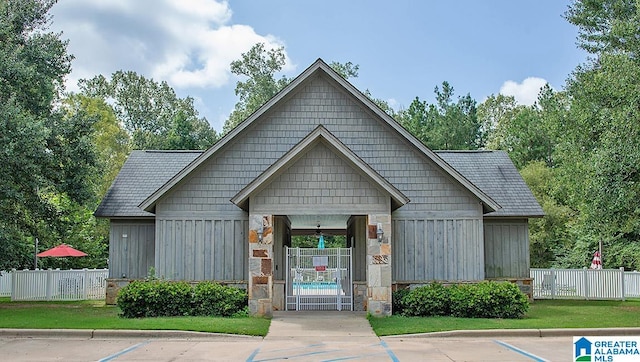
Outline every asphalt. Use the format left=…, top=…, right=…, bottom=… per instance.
left=1, top=311, right=639, bottom=340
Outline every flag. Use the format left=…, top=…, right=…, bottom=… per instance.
left=590, top=251, right=602, bottom=269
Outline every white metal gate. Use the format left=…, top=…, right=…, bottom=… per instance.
left=285, top=247, right=353, bottom=311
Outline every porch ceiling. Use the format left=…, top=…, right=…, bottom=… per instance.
left=288, top=214, right=350, bottom=230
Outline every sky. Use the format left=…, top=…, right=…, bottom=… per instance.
left=50, top=1, right=587, bottom=133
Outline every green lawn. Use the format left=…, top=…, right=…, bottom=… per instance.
left=369, top=299, right=640, bottom=336
left=0, top=298, right=270, bottom=336
left=2, top=298, right=638, bottom=337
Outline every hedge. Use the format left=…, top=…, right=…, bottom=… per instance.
left=117, top=280, right=247, bottom=318
left=394, top=281, right=529, bottom=319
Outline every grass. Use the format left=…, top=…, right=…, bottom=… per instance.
left=0, top=298, right=270, bottom=336
left=369, top=299, right=640, bottom=336
left=2, top=298, right=638, bottom=337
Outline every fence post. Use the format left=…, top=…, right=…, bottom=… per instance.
left=10, top=269, right=17, bottom=301
left=583, top=267, right=589, bottom=300
left=620, top=267, right=626, bottom=301
left=551, top=268, right=556, bottom=299
left=46, top=269, right=53, bottom=301
left=82, top=269, right=88, bottom=300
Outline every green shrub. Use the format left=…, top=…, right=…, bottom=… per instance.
left=117, top=280, right=193, bottom=318
left=392, top=288, right=411, bottom=315
left=399, top=282, right=529, bottom=319
left=401, top=283, right=451, bottom=317
left=192, top=281, right=248, bottom=317
left=117, top=280, right=248, bottom=318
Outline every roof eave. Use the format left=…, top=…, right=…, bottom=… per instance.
left=316, top=63, right=502, bottom=212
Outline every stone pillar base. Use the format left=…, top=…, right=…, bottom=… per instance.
left=105, top=278, right=131, bottom=305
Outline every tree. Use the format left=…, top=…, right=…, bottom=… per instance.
left=565, top=0, right=640, bottom=56
left=329, top=61, right=359, bottom=79
left=62, top=95, right=130, bottom=197
left=545, top=0, right=640, bottom=269
left=224, top=43, right=290, bottom=133
left=480, top=86, right=563, bottom=169
left=224, top=43, right=365, bottom=133
left=79, top=71, right=217, bottom=150
left=397, top=82, right=481, bottom=150
left=520, top=162, right=573, bottom=267
left=478, top=94, right=521, bottom=150
left=0, top=0, right=101, bottom=270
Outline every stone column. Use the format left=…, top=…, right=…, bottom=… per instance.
left=366, top=214, right=392, bottom=316
left=248, top=214, right=273, bottom=317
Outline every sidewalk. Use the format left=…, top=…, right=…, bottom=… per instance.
left=266, top=311, right=378, bottom=341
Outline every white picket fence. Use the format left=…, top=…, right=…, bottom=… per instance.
left=0, top=271, right=11, bottom=297
left=531, top=268, right=640, bottom=300
left=1, top=269, right=108, bottom=301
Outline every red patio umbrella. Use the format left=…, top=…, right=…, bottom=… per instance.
left=37, top=244, right=87, bottom=257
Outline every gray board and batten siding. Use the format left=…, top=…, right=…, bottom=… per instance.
left=437, top=151, right=542, bottom=279
left=96, top=59, right=543, bottom=284
left=96, top=150, right=201, bottom=279
left=151, top=74, right=486, bottom=282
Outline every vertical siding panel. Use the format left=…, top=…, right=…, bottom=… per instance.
left=194, top=220, right=203, bottom=280
left=447, top=220, right=455, bottom=280
left=154, top=221, right=161, bottom=278
left=223, top=220, right=233, bottom=280
left=415, top=220, right=425, bottom=280
left=405, top=220, right=415, bottom=280
left=397, top=220, right=406, bottom=281
left=455, top=220, right=463, bottom=280
left=204, top=220, right=212, bottom=280
left=108, top=222, right=156, bottom=280
left=476, top=219, right=483, bottom=279
left=426, top=220, right=434, bottom=280
left=243, top=219, right=249, bottom=280
left=137, top=225, right=145, bottom=277
left=175, top=220, right=183, bottom=279
left=184, top=220, right=194, bottom=281
left=484, top=220, right=529, bottom=278
left=213, top=220, right=223, bottom=279
left=233, top=220, right=244, bottom=280
left=435, top=220, right=444, bottom=280
left=163, top=221, right=172, bottom=278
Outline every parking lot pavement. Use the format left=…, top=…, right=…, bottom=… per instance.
left=0, top=335, right=575, bottom=361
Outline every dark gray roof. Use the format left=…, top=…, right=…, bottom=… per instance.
left=436, top=150, right=544, bottom=217
left=94, top=150, right=202, bottom=217
left=96, top=149, right=542, bottom=219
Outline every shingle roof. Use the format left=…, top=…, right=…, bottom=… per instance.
left=138, top=59, right=500, bottom=213
left=436, top=150, right=544, bottom=217
left=96, top=149, right=543, bottom=219
left=94, top=150, right=202, bottom=218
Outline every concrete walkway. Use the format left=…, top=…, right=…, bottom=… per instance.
left=249, top=311, right=396, bottom=361
left=265, top=311, right=377, bottom=341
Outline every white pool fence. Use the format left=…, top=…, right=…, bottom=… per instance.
left=0, top=269, right=108, bottom=301
left=531, top=268, right=640, bottom=300
left=2, top=268, right=639, bottom=301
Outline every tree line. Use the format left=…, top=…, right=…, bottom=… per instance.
left=2, top=0, right=638, bottom=271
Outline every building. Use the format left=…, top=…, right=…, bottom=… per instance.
left=95, top=59, right=543, bottom=316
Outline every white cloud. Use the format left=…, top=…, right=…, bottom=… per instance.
left=499, top=77, right=549, bottom=106
left=50, top=0, right=290, bottom=91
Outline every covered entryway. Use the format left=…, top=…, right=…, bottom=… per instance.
left=232, top=126, right=409, bottom=316
left=285, top=247, right=352, bottom=311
